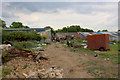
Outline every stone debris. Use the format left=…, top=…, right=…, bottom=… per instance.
left=2, top=49, right=63, bottom=78
left=27, top=71, right=38, bottom=78
left=38, top=66, right=63, bottom=78
left=22, top=73, right=28, bottom=78
left=0, top=44, right=11, bottom=52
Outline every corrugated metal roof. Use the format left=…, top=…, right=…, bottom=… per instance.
left=3, top=28, right=50, bottom=32
left=78, top=32, right=119, bottom=37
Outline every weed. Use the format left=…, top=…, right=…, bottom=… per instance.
left=22, top=64, right=28, bottom=69
left=2, top=69, right=11, bottom=77
left=13, top=67, right=17, bottom=71
left=87, top=61, right=96, bottom=65
left=87, top=66, right=104, bottom=78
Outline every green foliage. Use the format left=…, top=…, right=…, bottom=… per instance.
left=2, top=69, right=11, bottom=76
left=10, top=22, right=29, bottom=28
left=2, top=31, right=42, bottom=42
left=55, top=25, right=94, bottom=32
left=44, top=26, right=55, bottom=35
left=13, top=41, right=37, bottom=49
left=97, top=30, right=108, bottom=32
left=110, top=40, right=118, bottom=43
left=80, top=43, right=119, bottom=64
left=0, top=18, right=6, bottom=28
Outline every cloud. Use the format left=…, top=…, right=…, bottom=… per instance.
left=2, top=2, right=118, bottom=31
left=2, top=0, right=120, bottom=2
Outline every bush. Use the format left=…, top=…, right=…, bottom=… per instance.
left=13, top=41, right=37, bottom=49
left=2, top=31, right=42, bottom=42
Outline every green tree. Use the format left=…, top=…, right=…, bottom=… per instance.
left=97, top=30, right=101, bottom=32
left=0, top=18, right=6, bottom=28
left=102, top=30, right=108, bottom=32
left=55, top=25, right=94, bottom=32
left=10, top=22, right=29, bottom=28
left=44, top=26, right=55, bottom=35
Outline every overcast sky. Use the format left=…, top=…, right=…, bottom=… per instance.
left=1, top=2, right=118, bottom=31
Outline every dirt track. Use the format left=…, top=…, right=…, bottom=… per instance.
left=44, top=42, right=118, bottom=78
left=44, top=42, right=93, bottom=78
left=2, top=42, right=118, bottom=78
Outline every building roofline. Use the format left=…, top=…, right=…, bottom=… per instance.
left=3, top=28, right=50, bottom=31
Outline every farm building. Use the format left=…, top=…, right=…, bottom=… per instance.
left=56, top=33, right=77, bottom=37
left=3, top=28, right=52, bottom=41
left=78, top=32, right=119, bottom=41
left=56, top=32, right=80, bottom=39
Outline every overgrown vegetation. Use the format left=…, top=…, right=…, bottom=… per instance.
left=12, top=41, right=37, bottom=49
left=2, top=31, right=42, bottom=42
left=0, top=18, right=6, bottom=28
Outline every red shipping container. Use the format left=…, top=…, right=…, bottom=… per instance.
left=87, top=34, right=110, bottom=51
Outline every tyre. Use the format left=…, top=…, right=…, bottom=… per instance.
left=99, top=47, right=105, bottom=51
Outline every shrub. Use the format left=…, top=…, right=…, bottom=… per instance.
left=2, top=31, right=42, bottom=42
left=13, top=41, right=37, bottom=49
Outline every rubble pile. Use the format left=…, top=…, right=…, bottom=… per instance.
left=3, top=56, right=44, bottom=78
left=2, top=48, right=63, bottom=78
left=38, top=66, right=63, bottom=78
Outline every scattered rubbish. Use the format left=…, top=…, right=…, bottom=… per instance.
left=32, top=47, right=43, bottom=50
left=42, top=43, right=47, bottom=46
left=84, top=54, right=87, bottom=56
left=80, top=43, right=86, bottom=46
left=35, top=52, right=43, bottom=61
left=0, top=44, right=12, bottom=51
left=84, top=45, right=87, bottom=48
left=73, top=44, right=81, bottom=48
left=83, top=40, right=87, bottom=43
left=113, top=43, right=116, bottom=45
left=27, top=71, right=38, bottom=78
left=45, top=40, right=51, bottom=44
left=34, top=52, right=48, bottom=61
left=109, top=42, right=113, bottom=44
left=55, top=46, right=59, bottom=48
left=104, top=58, right=110, bottom=61
left=39, top=57, right=48, bottom=60
left=22, top=73, right=28, bottom=78
left=94, top=54, right=98, bottom=57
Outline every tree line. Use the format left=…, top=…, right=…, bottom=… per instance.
left=55, top=25, right=94, bottom=32
left=0, top=18, right=109, bottom=32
